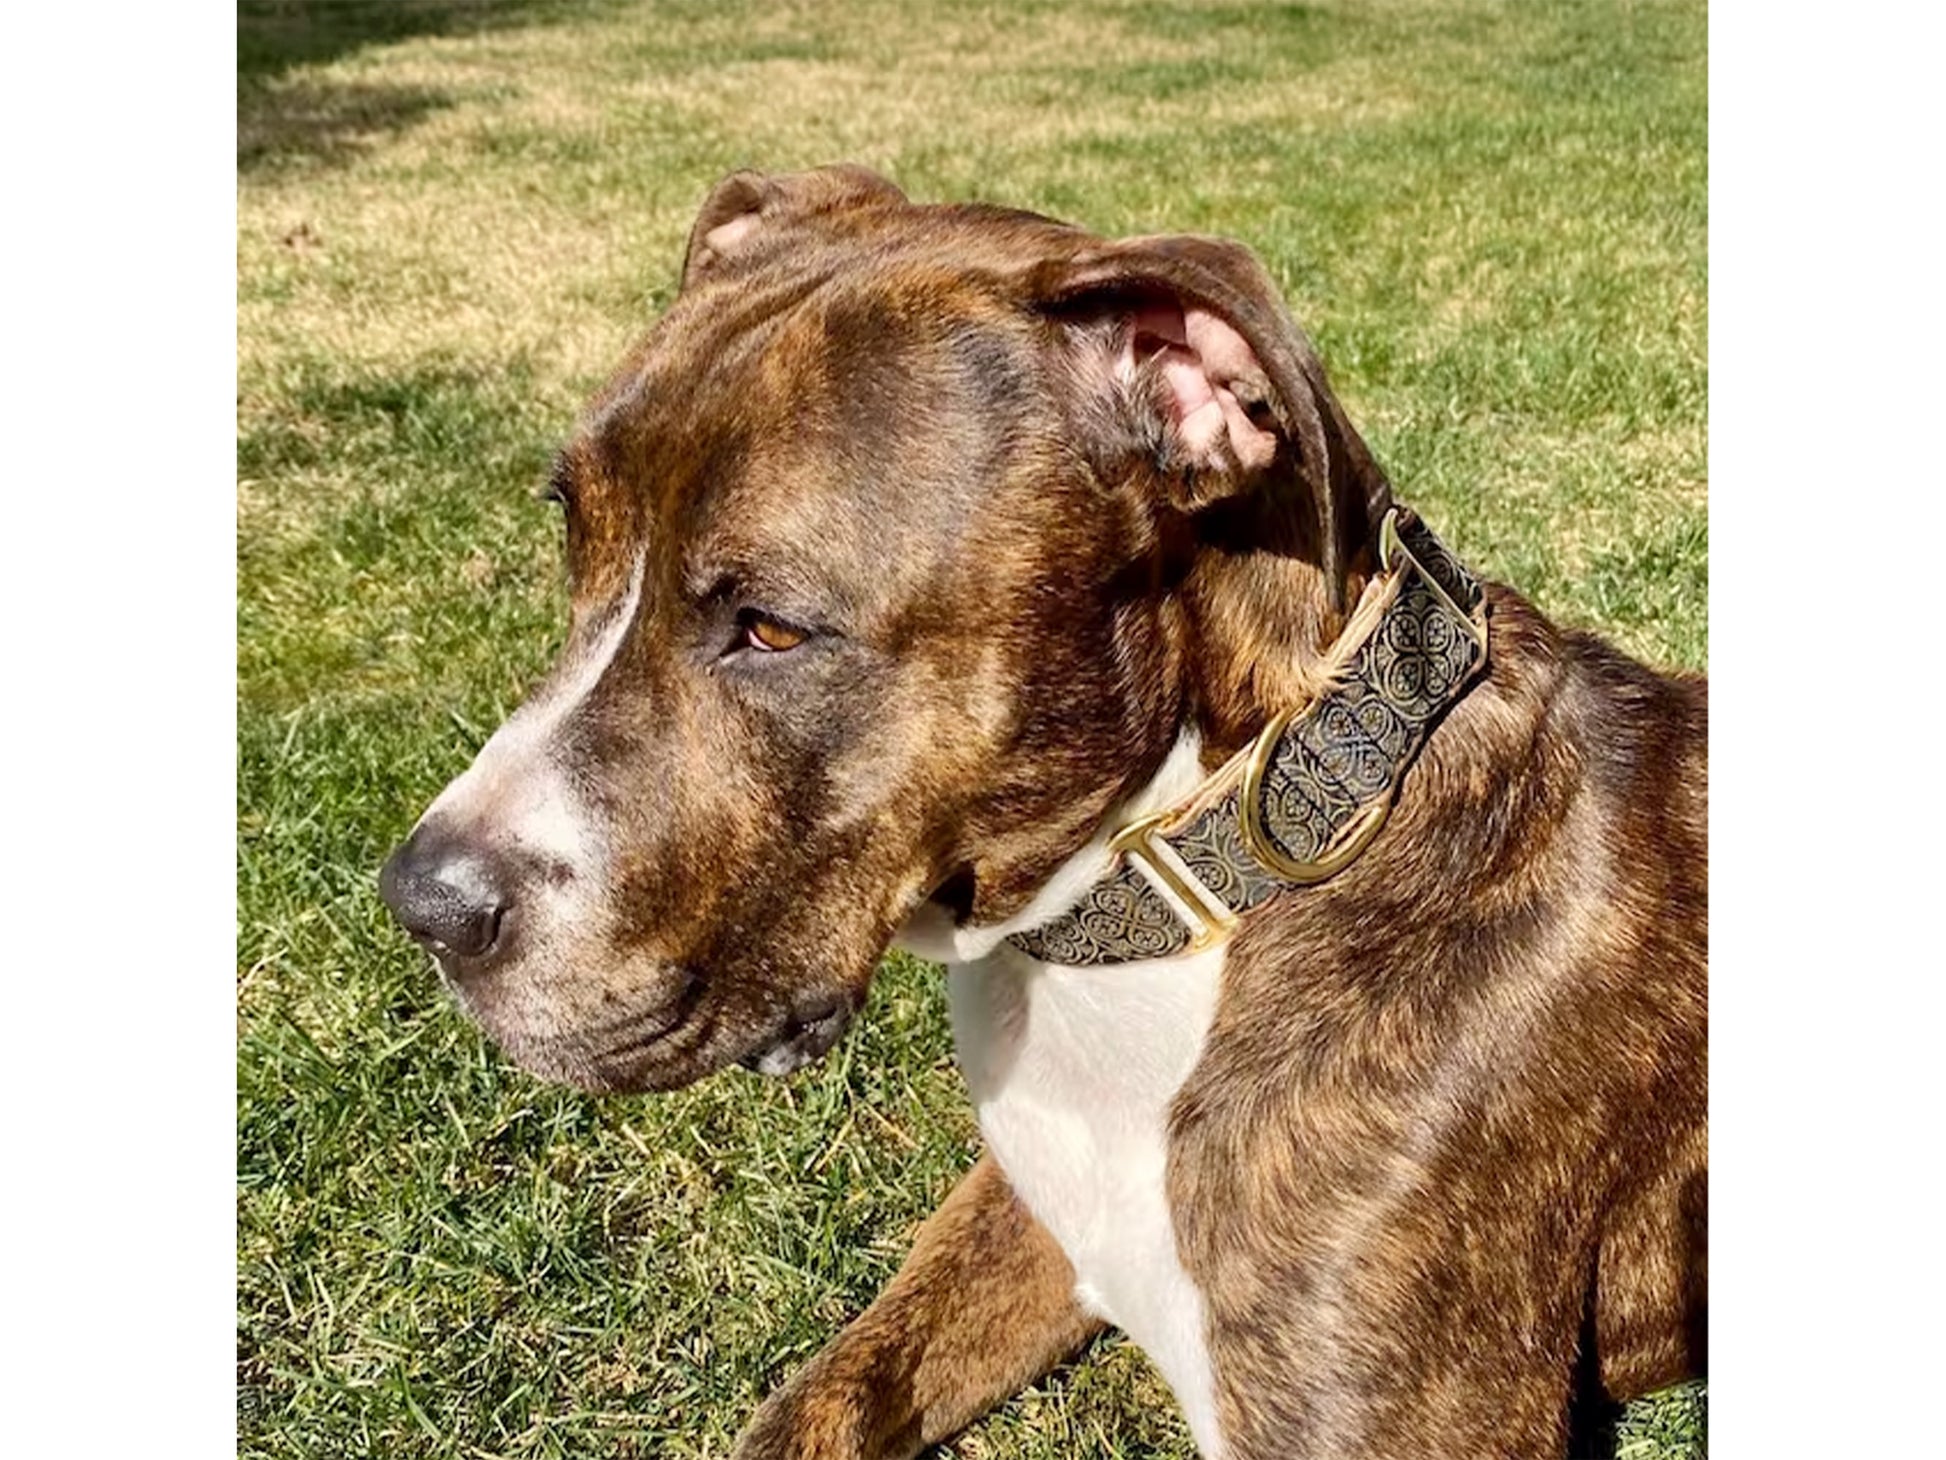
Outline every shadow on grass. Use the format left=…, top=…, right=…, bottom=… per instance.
left=237, top=0, right=593, bottom=174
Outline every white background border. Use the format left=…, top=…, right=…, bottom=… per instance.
left=5, top=4, right=236, bottom=1452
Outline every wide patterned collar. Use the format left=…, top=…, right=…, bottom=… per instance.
left=1007, top=509, right=1488, bottom=967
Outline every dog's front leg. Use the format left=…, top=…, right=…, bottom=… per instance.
left=732, top=1153, right=1101, bottom=1460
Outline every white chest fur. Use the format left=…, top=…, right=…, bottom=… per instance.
left=894, top=734, right=1228, bottom=1454
left=946, top=945, right=1227, bottom=1456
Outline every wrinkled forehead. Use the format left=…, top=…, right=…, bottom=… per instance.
left=572, top=261, right=1049, bottom=617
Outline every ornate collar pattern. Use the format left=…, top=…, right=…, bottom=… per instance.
left=1007, top=509, right=1488, bottom=967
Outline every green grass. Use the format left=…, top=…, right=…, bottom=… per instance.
left=236, top=2, right=1707, bottom=1455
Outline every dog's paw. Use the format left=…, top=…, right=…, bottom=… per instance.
left=730, top=1378, right=889, bottom=1460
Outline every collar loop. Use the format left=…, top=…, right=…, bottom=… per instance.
left=1006, top=507, right=1488, bottom=967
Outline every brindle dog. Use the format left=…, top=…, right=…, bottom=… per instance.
left=380, top=165, right=1706, bottom=1459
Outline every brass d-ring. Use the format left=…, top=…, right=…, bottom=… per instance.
left=1238, top=711, right=1396, bottom=885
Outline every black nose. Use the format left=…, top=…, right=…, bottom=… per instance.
left=378, top=827, right=515, bottom=964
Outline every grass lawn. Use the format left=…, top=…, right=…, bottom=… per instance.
left=236, top=1, right=1707, bottom=1455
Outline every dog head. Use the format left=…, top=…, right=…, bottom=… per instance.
left=379, top=165, right=1389, bottom=1091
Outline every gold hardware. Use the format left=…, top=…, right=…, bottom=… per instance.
left=1379, top=510, right=1488, bottom=651
left=1008, top=506, right=1487, bottom=964
left=1236, top=706, right=1396, bottom=885
left=1110, top=812, right=1238, bottom=952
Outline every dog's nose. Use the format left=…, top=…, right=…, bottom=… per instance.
left=378, top=828, right=515, bottom=963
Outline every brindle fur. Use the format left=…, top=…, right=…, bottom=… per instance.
left=384, top=166, right=1705, bottom=1458
left=1171, top=596, right=1706, bottom=1457
left=733, top=1156, right=1103, bottom=1457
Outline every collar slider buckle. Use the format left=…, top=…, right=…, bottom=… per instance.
left=1108, top=812, right=1238, bottom=953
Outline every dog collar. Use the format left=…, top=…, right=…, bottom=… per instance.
left=1007, top=509, right=1488, bottom=966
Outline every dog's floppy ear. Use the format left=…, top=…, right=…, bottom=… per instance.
left=680, top=165, right=908, bottom=290
left=1032, top=235, right=1389, bottom=611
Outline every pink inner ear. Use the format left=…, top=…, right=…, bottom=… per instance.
left=703, top=211, right=762, bottom=257
left=1128, top=301, right=1279, bottom=473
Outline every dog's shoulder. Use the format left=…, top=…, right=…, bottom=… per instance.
left=1467, top=583, right=1706, bottom=796
left=1170, top=582, right=1706, bottom=1093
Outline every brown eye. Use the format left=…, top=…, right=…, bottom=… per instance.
left=540, top=454, right=575, bottom=506
left=742, top=614, right=809, bottom=653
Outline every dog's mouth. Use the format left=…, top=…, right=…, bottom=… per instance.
left=446, top=962, right=862, bottom=1092
left=737, top=995, right=858, bottom=1078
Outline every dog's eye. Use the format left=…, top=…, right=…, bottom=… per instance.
left=739, top=611, right=810, bottom=653
left=540, top=456, right=575, bottom=507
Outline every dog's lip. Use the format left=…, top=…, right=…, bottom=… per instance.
left=587, top=971, right=711, bottom=1068
left=443, top=965, right=716, bottom=1094
left=738, top=995, right=856, bottom=1078
left=599, top=1007, right=699, bottom=1066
